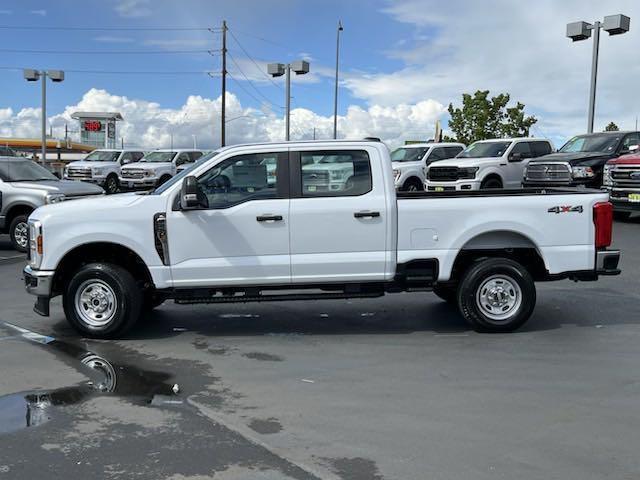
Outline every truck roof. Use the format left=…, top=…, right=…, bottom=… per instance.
left=474, top=137, right=550, bottom=143
left=395, top=142, right=465, bottom=148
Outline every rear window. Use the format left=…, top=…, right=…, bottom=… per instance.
left=299, top=150, right=372, bottom=197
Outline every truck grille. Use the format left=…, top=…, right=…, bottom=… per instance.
left=525, top=163, right=571, bottom=182
left=303, top=171, right=329, bottom=185
left=66, top=167, right=92, bottom=180
left=611, top=166, right=640, bottom=188
left=427, top=166, right=460, bottom=182
left=121, top=169, right=145, bottom=179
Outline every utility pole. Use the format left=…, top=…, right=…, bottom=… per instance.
left=333, top=20, right=343, bottom=139
left=41, top=71, right=46, bottom=163
left=221, top=20, right=227, bottom=147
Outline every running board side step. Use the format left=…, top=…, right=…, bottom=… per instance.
left=174, top=290, right=384, bottom=305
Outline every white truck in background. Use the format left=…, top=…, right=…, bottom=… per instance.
left=24, top=140, right=620, bottom=338
left=425, top=138, right=554, bottom=191
left=391, top=142, right=465, bottom=191
left=119, top=149, right=204, bottom=189
left=64, top=149, right=146, bottom=194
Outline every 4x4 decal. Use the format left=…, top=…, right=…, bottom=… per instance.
left=547, top=205, right=584, bottom=214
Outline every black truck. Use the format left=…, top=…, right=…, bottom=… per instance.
left=523, top=131, right=640, bottom=188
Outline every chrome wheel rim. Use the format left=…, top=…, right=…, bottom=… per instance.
left=475, top=274, right=522, bottom=322
left=106, top=177, right=118, bottom=192
left=407, top=183, right=418, bottom=191
left=74, top=280, right=117, bottom=328
left=13, top=222, right=29, bottom=249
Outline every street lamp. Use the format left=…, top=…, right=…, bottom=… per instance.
left=267, top=60, right=310, bottom=141
left=333, top=20, right=344, bottom=140
left=567, top=14, right=630, bottom=133
left=24, top=69, right=65, bottom=164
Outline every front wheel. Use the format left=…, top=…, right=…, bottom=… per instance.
left=402, top=178, right=424, bottom=192
left=63, top=263, right=142, bottom=338
left=480, top=177, right=502, bottom=189
left=104, top=174, right=120, bottom=194
left=9, top=214, right=30, bottom=253
left=457, top=258, right=536, bottom=333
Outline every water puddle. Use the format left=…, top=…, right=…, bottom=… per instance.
left=0, top=322, right=181, bottom=435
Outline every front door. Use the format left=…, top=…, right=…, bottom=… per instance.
left=289, top=148, right=389, bottom=283
left=505, top=142, right=533, bottom=188
left=166, top=150, right=290, bottom=287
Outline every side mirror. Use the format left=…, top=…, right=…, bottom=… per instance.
left=629, top=144, right=639, bottom=153
left=509, top=152, right=523, bottom=162
left=180, top=176, right=207, bottom=210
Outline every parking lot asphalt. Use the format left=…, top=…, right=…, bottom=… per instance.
left=0, top=218, right=640, bottom=480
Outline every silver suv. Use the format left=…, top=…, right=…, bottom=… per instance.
left=0, top=157, right=103, bottom=251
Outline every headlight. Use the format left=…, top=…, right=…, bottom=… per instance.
left=571, top=166, right=595, bottom=179
left=45, top=193, right=65, bottom=204
left=458, top=167, right=479, bottom=179
left=330, top=170, right=346, bottom=180
left=92, top=167, right=105, bottom=176
left=603, top=165, right=613, bottom=186
left=144, top=170, right=154, bottom=177
left=28, top=220, right=43, bottom=269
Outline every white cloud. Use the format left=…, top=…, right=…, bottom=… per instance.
left=114, top=0, right=151, bottom=18
left=0, top=88, right=445, bottom=149
left=343, top=0, right=640, bottom=144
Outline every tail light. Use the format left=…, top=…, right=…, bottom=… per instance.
left=593, top=202, right=613, bottom=248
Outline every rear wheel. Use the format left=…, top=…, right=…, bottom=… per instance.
left=63, top=263, right=142, bottom=338
left=433, top=284, right=457, bottom=303
left=480, top=177, right=502, bottom=189
left=9, top=214, right=30, bottom=253
left=104, top=174, right=120, bottom=194
left=402, top=178, right=424, bottom=192
left=613, top=211, right=631, bottom=221
left=457, top=258, right=535, bottom=333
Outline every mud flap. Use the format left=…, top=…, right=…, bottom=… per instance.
left=34, top=296, right=50, bottom=316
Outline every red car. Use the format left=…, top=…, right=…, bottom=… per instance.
left=604, top=149, right=640, bottom=220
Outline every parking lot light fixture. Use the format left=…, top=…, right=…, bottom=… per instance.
left=566, top=14, right=630, bottom=133
left=268, top=61, right=310, bottom=141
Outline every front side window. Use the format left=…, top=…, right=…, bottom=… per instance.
left=175, top=153, right=191, bottom=166
left=299, top=150, right=372, bottom=197
left=510, top=142, right=532, bottom=160
left=427, top=147, right=447, bottom=161
left=142, top=152, right=176, bottom=163
left=85, top=150, right=121, bottom=162
left=444, top=146, right=463, bottom=158
left=458, top=141, right=512, bottom=158
left=0, top=160, right=58, bottom=182
left=559, top=134, right=621, bottom=153
left=196, top=152, right=283, bottom=208
left=622, top=133, right=640, bottom=151
left=531, top=142, right=552, bottom=157
left=390, top=147, right=428, bottom=163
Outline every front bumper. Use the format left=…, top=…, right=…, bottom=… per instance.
left=608, top=189, right=640, bottom=212
left=425, top=180, right=482, bottom=191
left=24, top=266, right=54, bottom=316
left=119, top=177, right=158, bottom=189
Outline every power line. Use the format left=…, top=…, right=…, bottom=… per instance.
left=227, top=53, right=282, bottom=108
left=229, top=28, right=288, bottom=48
left=0, top=48, right=220, bottom=55
left=0, top=66, right=216, bottom=75
left=227, top=71, right=282, bottom=110
left=227, top=27, right=282, bottom=90
left=0, top=25, right=219, bottom=31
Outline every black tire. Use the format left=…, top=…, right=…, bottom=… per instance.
left=613, top=211, right=631, bottom=221
left=9, top=214, right=30, bottom=253
left=63, top=263, right=142, bottom=338
left=402, top=178, right=424, bottom=192
left=480, top=177, right=502, bottom=189
left=433, top=284, right=457, bottom=303
left=457, top=258, right=536, bottom=333
left=104, top=174, right=120, bottom=194
left=158, top=175, right=172, bottom=186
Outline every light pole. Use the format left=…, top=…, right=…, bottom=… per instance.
left=333, top=20, right=343, bottom=140
left=566, top=14, right=630, bottom=133
left=23, top=69, right=64, bottom=164
left=267, top=61, right=310, bottom=141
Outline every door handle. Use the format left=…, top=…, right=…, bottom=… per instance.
left=256, top=214, right=283, bottom=222
left=354, top=211, right=381, bottom=219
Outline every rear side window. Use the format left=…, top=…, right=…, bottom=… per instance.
left=444, top=146, right=463, bottom=158
left=298, top=150, right=372, bottom=197
left=531, top=142, right=552, bottom=157
left=511, top=142, right=532, bottom=157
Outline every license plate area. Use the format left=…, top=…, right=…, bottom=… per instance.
left=628, top=193, right=640, bottom=203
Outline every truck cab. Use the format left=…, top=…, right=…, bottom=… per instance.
left=390, top=142, right=465, bottom=191
left=64, top=149, right=145, bottom=194
left=426, top=138, right=554, bottom=191
left=120, top=149, right=204, bottom=190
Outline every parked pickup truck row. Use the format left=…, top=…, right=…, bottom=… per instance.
left=23, top=140, right=620, bottom=338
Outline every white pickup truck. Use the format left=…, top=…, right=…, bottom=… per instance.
left=23, top=140, right=620, bottom=338
left=64, top=149, right=146, bottom=194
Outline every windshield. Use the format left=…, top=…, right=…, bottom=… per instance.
left=84, top=150, right=121, bottom=162
left=458, top=141, right=512, bottom=158
left=0, top=160, right=59, bottom=182
left=390, top=147, right=429, bottom=162
left=141, top=151, right=177, bottom=163
left=559, top=134, right=621, bottom=153
left=152, top=150, right=221, bottom=195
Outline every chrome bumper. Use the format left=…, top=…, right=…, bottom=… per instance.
left=24, top=265, right=54, bottom=297
left=595, top=250, right=621, bottom=275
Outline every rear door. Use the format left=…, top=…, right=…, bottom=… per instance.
left=289, top=147, right=388, bottom=283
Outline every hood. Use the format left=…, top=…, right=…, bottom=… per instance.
left=67, top=161, right=118, bottom=169
left=10, top=180, right=104, bottom=197
left=608, top=153, right=640, bottom=165
left=392, top=160, right=422, bottom=169
left=32, top=191, right=147, bottom=220
left=428, top=157, right=503, bottom=168
left=122, top=162, right=171, bottom=171
left=530, top=151, right=612, bottom=165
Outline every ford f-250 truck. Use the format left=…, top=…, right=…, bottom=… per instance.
left=23, top=140, right=621, bottom=338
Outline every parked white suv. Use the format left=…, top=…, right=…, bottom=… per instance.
left=425, top=138, right=554, bottom=191
left=119, top=149, right=204, bottom=189
left=391, top=142, right=465, bottom=191
left=64, top=149, right=145, bottom=194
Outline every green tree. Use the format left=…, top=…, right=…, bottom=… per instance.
left=447, top=90, right=537, bottom=145
left=604, top=122, right=619, bottom=131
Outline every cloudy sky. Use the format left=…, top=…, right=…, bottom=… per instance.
left=0, top=0, right=638, bottom=149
